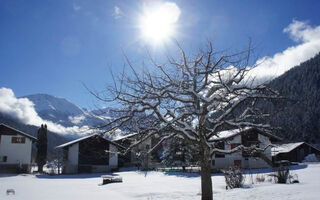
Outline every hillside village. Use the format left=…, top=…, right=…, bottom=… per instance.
left=1, top=53, right=320, bottom=200
left=1, top=46, right=320, bottom=200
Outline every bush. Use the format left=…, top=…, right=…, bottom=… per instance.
left=269, top=166, right=290, bottom=184
left=223, top=166, right=244, bottom=189
left=256, top=174, right=266, bottom=183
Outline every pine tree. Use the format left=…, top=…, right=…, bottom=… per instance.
left=36, top=124, right=48, bottom=173
left=161, top=138, right=196, bottom=171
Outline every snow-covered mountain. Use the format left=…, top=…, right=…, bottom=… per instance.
left=22, top=94, right=107, bottom=128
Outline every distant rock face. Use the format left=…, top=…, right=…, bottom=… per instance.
left=22, top=94, right=106, bottom=127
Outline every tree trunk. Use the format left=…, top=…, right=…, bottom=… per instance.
left=38, top=165, right=43, bottom=173
left=200, top=146, right=213, bottom=200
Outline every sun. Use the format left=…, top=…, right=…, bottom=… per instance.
left=139, top=2, right=181, bottom=45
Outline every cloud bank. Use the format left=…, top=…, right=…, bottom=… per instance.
left=0, top=87, right=91, bottom=135
left=248, top=20, right=320, bottom=84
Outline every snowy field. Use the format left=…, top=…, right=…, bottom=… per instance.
left=1, top=164, right=320, bottom=200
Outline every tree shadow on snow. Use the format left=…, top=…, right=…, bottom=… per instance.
left=163, top=171, right=201, bottom=178
left=242, top=164, right=308, bottom=175
left=162, top=164, right=308, bottom=178
left=35, top=172, right=119, bottom=179
left=0, top=173, right=20, bottom=178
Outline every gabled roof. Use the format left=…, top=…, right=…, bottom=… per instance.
left=112, top=132, right=139, bottom=142
left=0, top=123, right=37, bottom=141
left=211, top=127, right=282, bottom=142
left=55, top=133, right=125, bottom=149
left=271, top=142, right=319, bottom=156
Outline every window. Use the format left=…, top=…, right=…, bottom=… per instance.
left=211, top=160, right=215, bottom=166
left=231, top=143, right=240, bottom=149
left=11, top=137, right=26, bottom=144
left=215, top=153, right=225, bottom=158
left=215, top=141, right=225, bottom=158
left=234, top=160, right=241, bottom=167
left=1, top=156, right=7, bottom=162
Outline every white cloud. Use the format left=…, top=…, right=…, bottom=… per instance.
left=68, top=115, right=85, bottom=124
left=247, top=20, right=320, bottom=84
left=113, top=6, right=123, bottom=19
left=0, top=87, right=91, bottom=135
left=73, top=3, right=81, bottom=11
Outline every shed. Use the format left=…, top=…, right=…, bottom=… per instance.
left=272, top=142, right=320, bottom=163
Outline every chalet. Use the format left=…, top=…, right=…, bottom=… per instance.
left=56, top=133, right=124, bottom=174
left=272, top=142, right=320, bottom=163
left=0, top=124, right=37, bottom=173
left=211, top=127, right=281, bottom=170
left=113, top=133, right=156, bottom=169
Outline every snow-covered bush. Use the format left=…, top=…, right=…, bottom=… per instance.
left=44, top=159, right=62, bottom=175
left=269, top=166, right=290, bottom=184
left=303, top=154, right=319, bottom=162
left=256, top=174, right=266, bottom=183
left=223, top=167, right=244, bottom=189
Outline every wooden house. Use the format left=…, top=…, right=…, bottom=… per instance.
left=113, top=133, right=161, bottom=169
left=56, top=133, right=124, bottom=174
left=272, top=142, right=320, bottom=163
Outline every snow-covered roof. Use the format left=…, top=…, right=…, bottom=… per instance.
left=112, top=132, right=139, bottom=141
left=0, top=124, right=37, bottom=141
left=56, top=133, right=124, bottom=149
left=211, top=127, right=281, bottom=141
left=271, top=142, right=305, bottom=156
left=211, top=128, right=248, bottom=140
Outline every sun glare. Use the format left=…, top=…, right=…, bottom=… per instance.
left=139, top=2, right=181, bottom=44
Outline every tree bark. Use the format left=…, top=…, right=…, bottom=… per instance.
left=38, top=165, right=43, bottom=173
left=200, top=146, right=213, bottom=200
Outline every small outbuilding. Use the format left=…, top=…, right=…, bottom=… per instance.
left=0, top=124, right=37, bottom=173
left=272, top=142, right=320, bottom=163
left=56, top=133, right=124, bottom=174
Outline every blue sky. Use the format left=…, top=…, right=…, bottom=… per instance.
left=1, top=0, right=320, bottom=109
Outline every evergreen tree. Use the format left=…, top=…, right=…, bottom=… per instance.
left=161, top=138, right=196, bottom=171
left=36, top=124, right=48, bottom=173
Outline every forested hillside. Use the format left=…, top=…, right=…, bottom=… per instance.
left=268, top=53, right=320, bottom=143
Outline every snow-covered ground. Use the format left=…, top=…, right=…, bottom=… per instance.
left=1, top=164, right=319, bottom=200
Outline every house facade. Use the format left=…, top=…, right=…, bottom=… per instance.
left=0, top=124, right=37, bottom=173
left=211, top=128, right=281, bottom=170
left=56, top=134, right=123, bottom=174
left=113, top=133, right=157, bottom=169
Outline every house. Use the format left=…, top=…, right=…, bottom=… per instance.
left=113, top=133, right=158, bottom=169
left=272, top=142, right=320, bottom=163
left=56, top=133, right=124, bottom=174
left=211, top=127, right=281, bottom=170
left=0, top=124, right=37, bottom=173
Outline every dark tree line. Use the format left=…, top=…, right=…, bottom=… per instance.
left=267, top=53, right=320, bottom=144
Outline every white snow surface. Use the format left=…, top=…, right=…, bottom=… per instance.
left=1, top=164, right=320, bottom=200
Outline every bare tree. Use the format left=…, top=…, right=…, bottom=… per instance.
left=94, top=42, right=279, bottom=200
